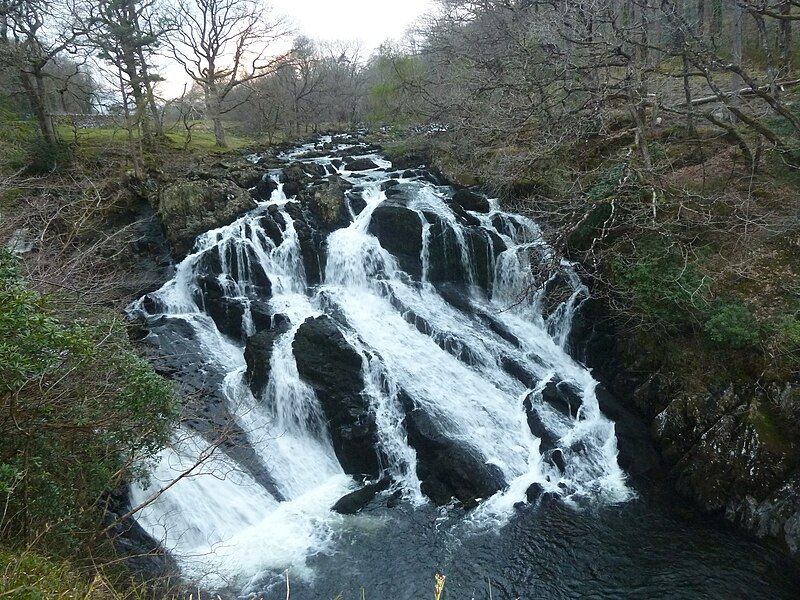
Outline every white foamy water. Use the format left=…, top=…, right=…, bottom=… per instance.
left=127, top=135, right=632, bottom=591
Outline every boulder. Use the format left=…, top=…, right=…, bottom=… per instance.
left=244, top=316, right=292, bottom=398
left=284, top=202, right=324, bottom=285
left=345, top=157, right=380, bottom=171
left=400, top=393, right=506, bottom=506
left=293, top=316, right=381, bottom=476
left=390, top=152, right=429, bottom=170
left=451, top=188, right=490, bottom=213
left=332, top=478, right=391, bottom=514
left=541, top=379, right=583, bottom=418
left=367, top=204, right=423, bottom=279
left=194, top=275, right=247, bottom=340
left=522, top=395, right=560, bottom=452
left=255, top=176, right=278, bottom=199
left=228, top=167, right=263, bottom=190
left=306, top=177, right=350, bottom=231
left=158, top=180, right=255, bottom=258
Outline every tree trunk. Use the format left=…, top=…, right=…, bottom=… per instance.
left=204, top=86, right=227, bottom=147
left=20, top=68, right=57, bottom=145
left=697, top=0, right=706, bottom=40
left=779, top=1, right=792, bottom=75
left=730, top=3, right=744, bottom=123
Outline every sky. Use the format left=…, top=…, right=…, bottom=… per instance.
left=272, top=0, right=435, bottom=50
left=159, top=0, right=436, bottom=98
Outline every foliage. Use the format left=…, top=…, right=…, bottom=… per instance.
left=367, top=51, right=425, bottom=126
left=23, top=138, right=71, bottom=174
left=586, top=164, right=631, bottom=201
left=702, top=299, right=760, bottom=349
left=0, top=97, right=36, bottom=174
left=611, top=239, right=710, bottom=332
left=0, top=249, right=176, bottom=550
left=775, top=314, right=800, bottom=352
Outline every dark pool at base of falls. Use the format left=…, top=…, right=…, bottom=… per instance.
left=126, top=133, right=800, bottom=599
left=280, top=483, right=800, bottom=600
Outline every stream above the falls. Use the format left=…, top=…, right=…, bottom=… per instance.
left=126, top=133, right=800, bottom=598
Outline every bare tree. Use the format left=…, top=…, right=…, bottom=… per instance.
left=166, top=0, right=289, bottom=147
left=1, top=0, right=86, bottom=145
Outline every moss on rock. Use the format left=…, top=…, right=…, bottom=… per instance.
left=158, top=179, right=254, bottom=257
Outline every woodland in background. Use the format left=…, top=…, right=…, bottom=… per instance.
left=1, top=0, right=800, bottom=596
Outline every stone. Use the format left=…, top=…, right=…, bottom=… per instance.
left=293, top=316, right=381, bottom=476
left=158, top=180, right=255, bottom=258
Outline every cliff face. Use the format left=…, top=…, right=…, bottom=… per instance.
left=571, top=297, right=800, bottom=555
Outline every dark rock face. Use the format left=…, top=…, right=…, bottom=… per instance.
left=399, top=394, right=506, bottom=506
left=367, top=204, right=424, bottom=279
left=568, top=295, right=800, bottom=554
left=284, top=202, right=325, bottom=285
left=451, top=188, right=490, bottom=213
left=244, top=317, right=292, bottom=398
left=293, top=316, right=381, bottom=477
left=344, top=157, right=380, bottom=171
left=522, top=395, right=559, bottom=452
left=304, top=177, right=351, bottom=232
left=158, top=180, right=255, bottom=258
left=331, top=478, right=391, bottom=514
left=424, top=214, right=506, bottom=290
left=595, top=386, right=662, bottom=477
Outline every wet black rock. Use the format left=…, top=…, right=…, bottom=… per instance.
left=348, top=192, right=367, bottom=216
left=293, top=316, right=381, bottom=477
left=548, top=448, right=567, bottom=473
left=257, top=212, right=285, bottom=247
left=367, top=204, right=423, bottom=279
left=522, top=395, right=560, bottom=452
left=284, top=202, right=325, bottom=285
left=451, top=188, right=491, bottom=213
left=332, top=478, right=391, bottom=514
left=525, top=482, right=545, bottom=502
left=344, top=157, right=380, bottom=171
left=244, top=316, right=292, bottom=398
left=255, top=176, right=278, bottom=200
left=399, top=393, right=506, bottom=506
left=541, top=379, right=583, bottom=418
left=595, top=385, right=662, bottom=476
left=194, top=275, right=246, bottom=340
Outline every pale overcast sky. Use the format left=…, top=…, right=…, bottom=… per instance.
left=158, top=0, right=435, bottom=98
left=273, top=0, right=435, bottom=49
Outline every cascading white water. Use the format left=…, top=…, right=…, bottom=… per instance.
left=127, top=135, right=633, bottom=592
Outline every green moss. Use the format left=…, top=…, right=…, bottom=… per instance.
left=749, top=404, right=798, bottom=457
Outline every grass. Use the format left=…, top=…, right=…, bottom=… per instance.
left=56, top=121, right=258, bottom=157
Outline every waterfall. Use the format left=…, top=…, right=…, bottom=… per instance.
left=127, top=134, right=632, bottom=592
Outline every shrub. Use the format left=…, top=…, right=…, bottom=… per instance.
left=703, top=299, right=760, bottom=349
left=611, top=239, right=710, bottom=332
left=776, top=315, right=800, bottom=352
left=0, top=249, right=176, bottom=550
left=24, top=137, right=71, bottom=174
